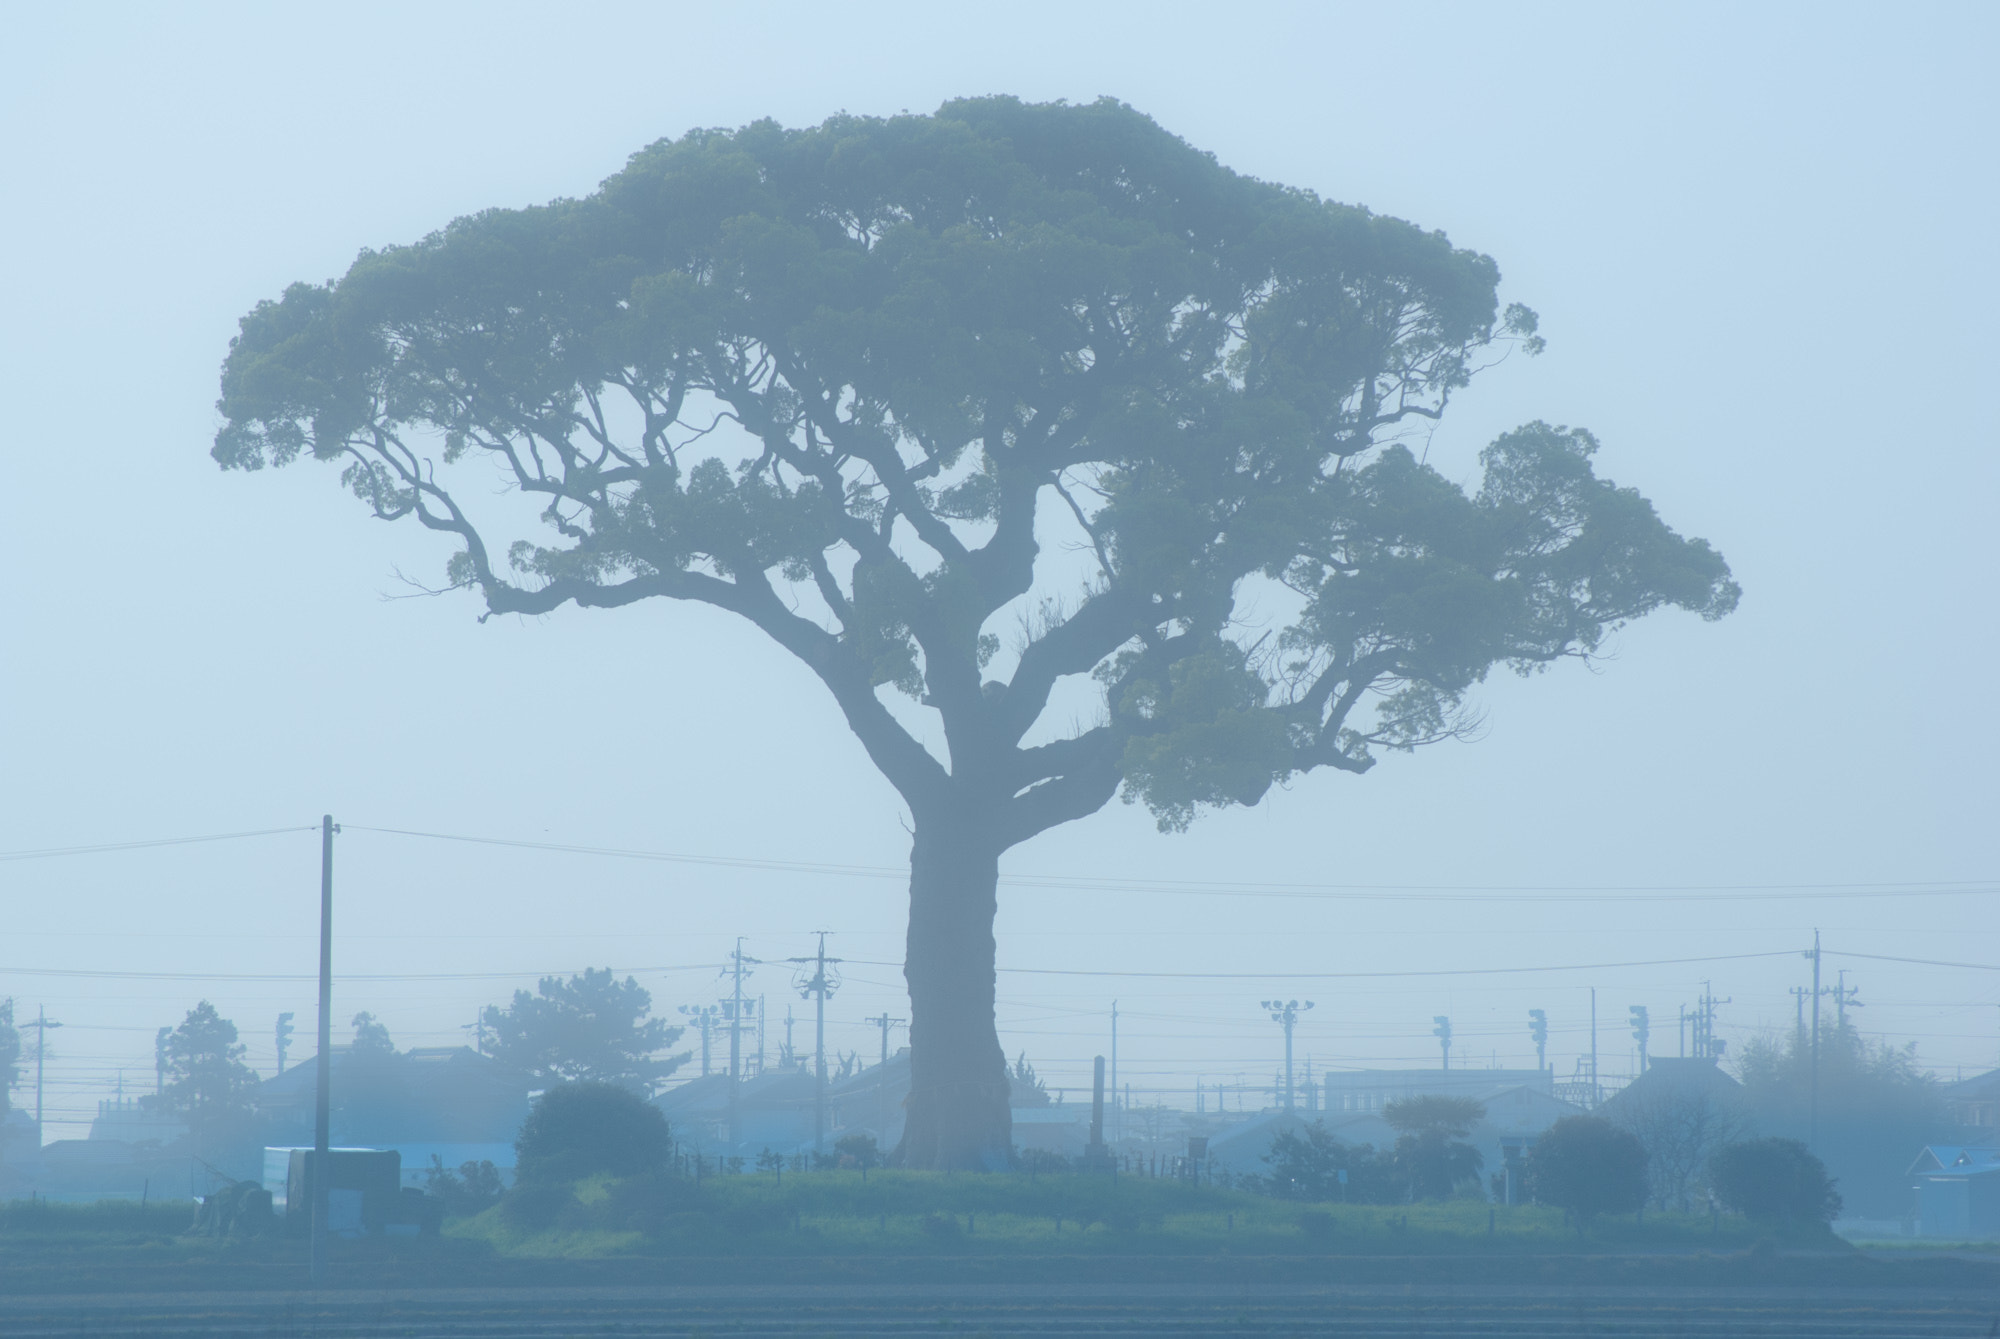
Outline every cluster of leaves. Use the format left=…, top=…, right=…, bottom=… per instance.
left=213, top=96, right=1738, bottom=843
left=513, top=1080, right=675, bottom=1185
left=424, top=1156, right=505, bottom=1218
left=1258, top=1097, right=1489, bottom=1205
left=1708, top=1137, right=1841, bottom=1225
left=481, top=967, right=688, bottom=1096
left=1383, top=1095, right=1486, bottom=1200
left=1525, top=1116, right=1648, bottom=1229
left=147, top=1001, right=261, bottom=1150
left=1734, top=1020, right=1943, bottom=1217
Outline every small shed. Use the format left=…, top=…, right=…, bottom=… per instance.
left=1909, top=1145, right=2000, bottom=1238
left=271, top=1147, right=401, bottom=1235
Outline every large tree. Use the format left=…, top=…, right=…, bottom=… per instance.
left=151, top=1000, right=261, bottom=1155
left=214, top=98, right=1738, bottom=1168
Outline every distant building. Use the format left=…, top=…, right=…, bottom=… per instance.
left=1943, top=1070, right=2000, bottom=1130
left=1319, top=1067, right=1552, bottom=1114
left=1909, top=1145, right=2000, bottom=1237
left=655, top=1065, right=821, bottom=1157
left=257, top=1045, right=528, bottom=1190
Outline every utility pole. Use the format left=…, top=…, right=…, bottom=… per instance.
left=1807, top=929, right=1821, bottom=1151
left=678, top=1004, right=719, bottom=1076
left=865, top=1013, right=903, bottom=1143
left=155, top=1026, right=170, bottom=1096
left=1433, top=1015, right=1452, bottom=1072
left=787, top=934, right=841, bottom=1154
left=31, top=1007, right=62, bottom=1136
left=1589, top=987, right=1598, bottom=1108
left=1110, top=1001, right=1119, bottom=1141
left=1690, top=982, right=1730, bottom=1061
left=275, top=1012, right=294, bottom=1075
left=1790, top=986, right=1809, bottom=1050
left=1629, top=1005, right=1649, bottom=1075
left=1262, top=999, right=1313, bottom=1108
left=460, top=1014, right=489, bottom=1056
left=783, top=1006, right=797, bottom=1067
left=1678, top=1004, right=1687, bottom=1058
left=1528, top=1009, right=1549, bottom=1072
left=311, top=813, right=336, bottom=1288
left=723, top=938, right=759, bottom=1151
left=1834, top=970, right=1862, bottom=1032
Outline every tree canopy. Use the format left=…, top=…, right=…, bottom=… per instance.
left=213, top=97, right=1740, bottom=1166
left=1383, top=1094, right=1485, bottom=1200
left=1708, top=1136, right=1842, bottom=1225
left=151, top=1001, right=260, bottom=1150
left=1734, top=1018, right=1941, bottom=1217
left=515, top=1081, right=674, bottom=1182
left=481, top=968, right=686, bottom=1095
left=1526, top=1115, right=1648, bottom=1228
left=214, top=96, right=1736, bottom=840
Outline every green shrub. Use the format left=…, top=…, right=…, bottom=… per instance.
left=1526, top=1116, right=1647, bottom=1228
left=515, top=1081, right=672, bottom=1183
left=1709, top=1138, right=1841, bottom=1224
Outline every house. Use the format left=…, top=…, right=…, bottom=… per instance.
left=1943, top=1070, right=2000, bottom=1130
left=655, top=1065, right=821, bottom=1158
left=257, top=1046, right=528, bottom=1189
left=1599, top=1056, right=1742, bottom=1115
left=1909, top=1145, right=2000, bottom=1237
left=1319, top=1067, right=1553, bottom=1114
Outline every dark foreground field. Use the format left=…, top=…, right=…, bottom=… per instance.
left=0, top=1190, right=1993, bottom=1335
left=0, top=1276, right=1994, bottom=1338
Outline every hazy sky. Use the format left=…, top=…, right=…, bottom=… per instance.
left=3, top=2, right=1995, bottom=1139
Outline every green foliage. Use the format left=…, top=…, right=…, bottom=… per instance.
left=451, top=1167, right=1767, bottom=1260
left=427, top=1156, right=506, bottom=1218
left=149, top=1002, right=259, bottom=1149
left=1260, top=1121, right=1403, bottom=1203
left=1526, top=1116, right=1648, bottom=1227
left=1733, top=1019, right=1942, bottom=1217
left=515, top=1082, right=674, bottom=1184
left=1708, top=1137, right=1842, bottom=1225
left=834, top=1133, right=882, bottom=1169
left=213, top=97, right=1737, bottom=843
left=1009, top=1053, right=1050, bottom=1108
left=1383, top=1096, right=1487, bottom=1200
left=482, top=968, right=686, bottom=1096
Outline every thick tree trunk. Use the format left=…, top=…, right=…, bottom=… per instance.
left=897, top=808, right=1011, bottom=1170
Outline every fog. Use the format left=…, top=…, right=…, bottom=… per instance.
left=2, top=2, right=1995, bottom=1141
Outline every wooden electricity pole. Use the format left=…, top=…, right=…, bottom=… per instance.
left=311, top=815, right=335, bottom=1286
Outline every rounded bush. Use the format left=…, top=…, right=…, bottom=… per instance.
left=1525, top=1115, right=1648, bottom=1224
left=1709, top=1137, right=1842, bottom=1223
left=514, top=1081, right=673, bottom=1183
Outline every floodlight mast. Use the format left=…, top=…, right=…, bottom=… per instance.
left=1262, top=1000, right=1314, bottom=1110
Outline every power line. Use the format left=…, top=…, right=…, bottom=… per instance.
left=1830, top=950, right=2000, bottom=973
left=848, top=950, right=1801, bottom=980
left=11, top=820, right=1993, bottom=903
left=0, top=963, right=725, bottom=982
left=0, top=826, right=316, bottom=863
left=343, top=825, right=1992, bottom=903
